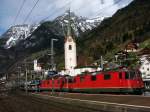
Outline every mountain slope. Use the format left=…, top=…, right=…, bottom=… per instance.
left=1, top=0, right=150, bottom=74
left=25, top=0, right=150, bottom=67
left=54, top=11, right=103, bottom=36
left=1, top=11, right=103, bottom=51
left=1, top=24, right=39, bottom=49
left=9, top=12, right=103, bottom=53
left=0, top=11, right=103, bottom=74
left=77, top=0, right=150, bottom=62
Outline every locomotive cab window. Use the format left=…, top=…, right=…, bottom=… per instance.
left=125, top=72, right=130, bottom=79
left=68, top=78, right=73, bottom=83
left=104, top=74, right=111, bottom=80
left=130, top=71, right=135, bottom=79
left=125, top=71, right=135, bottom=79
left=91, top=75, right=97, bottom=81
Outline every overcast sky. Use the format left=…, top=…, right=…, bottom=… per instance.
left=0, top=0, right=133, bottom=35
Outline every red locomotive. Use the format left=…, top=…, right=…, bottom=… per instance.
left=39, top=68, right=144, bottom=94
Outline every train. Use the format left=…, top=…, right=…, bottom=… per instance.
left=33, top=68, right=144, bottom=95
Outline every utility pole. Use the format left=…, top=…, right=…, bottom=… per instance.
left=49, top=38, right=58, bottom=95
left=5, top=73, right=8, bottom=81
left=101, top=56, right=104, bottom=70
left=51, top=77, right=54, bottom=95
left=17, top=66, right=21, bottom=87
left=50, top=38, right=58, bottom=71
left=25, top=60, right=28, bottom=94
left=23, top=30, right=28, bottom=93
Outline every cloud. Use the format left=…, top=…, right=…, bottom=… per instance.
left=71, top=0, right=118, bottom=17
left=0, top=0, right=133, bottom=35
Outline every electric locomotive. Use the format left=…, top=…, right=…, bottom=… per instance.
left=39, top=68, right=144, bottom=94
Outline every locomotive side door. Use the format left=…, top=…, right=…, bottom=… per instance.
left=119, top=72, right=123, bottom=92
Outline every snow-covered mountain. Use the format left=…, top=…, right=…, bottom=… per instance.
left=2, top=11, right=103, bottom=49
left=2, top=24, right=39, bottom=49
left=54, top=11, right=103, bottom=36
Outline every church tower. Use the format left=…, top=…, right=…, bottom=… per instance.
left=64, top=9, right=77, bottom=71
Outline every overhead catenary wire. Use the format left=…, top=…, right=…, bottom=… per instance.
left=12, top=0, right=26, bottom=26
left=23, top=0, right=40, bottom=24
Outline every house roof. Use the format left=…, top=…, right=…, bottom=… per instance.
left=125, top=42, right=138, bottom=50
left=115, top=50, right=128, bottom=55
left=138, top=47, right=150, bottom=56
left=75, top=66, right=98, bottom=69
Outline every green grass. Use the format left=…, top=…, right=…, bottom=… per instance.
left=139, top=38, right=150, bottom=48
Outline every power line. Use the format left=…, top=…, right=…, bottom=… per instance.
left=23, top=0, right=40, bottom=24
left=12, top=0, right=26, bottom=26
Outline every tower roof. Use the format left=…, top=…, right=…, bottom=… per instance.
left=67, top=9, right=72, bottom=37
left=64, top=9, right=76, bottom=43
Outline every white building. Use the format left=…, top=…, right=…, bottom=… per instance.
left=59, top=66, right=102, bottom=76
left=124, top=42, right=138, bottom=53
left=64, top=35, right=77, bottom=70
left=63, top=10, right=103, bottom=76
left=139, top=55, right=150, bottom=80
left=64, top=10, right=77, bottom=76
left=34, top=60, right=42, bottom=72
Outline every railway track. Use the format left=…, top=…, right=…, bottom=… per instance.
left=0, top=91, right=108, bottom=112
left=31, top=92, right=150, bottom=112
left=0, top=89, right=150, bottom=112
left=26, top=95, right=106, bottom=112
left=36, top=92, right=150, bottom=106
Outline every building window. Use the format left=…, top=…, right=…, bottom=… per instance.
left=69, top=45, right=72, bottom=50
left=91, top=75, right=97, bottom=81
left=104, top=74, right=111, bottom=80
left=143, top=72, right=146, bottom=75
left=147, top=68, right=149, bottom=71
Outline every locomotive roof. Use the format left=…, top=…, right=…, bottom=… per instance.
left=44, top=68, right=136, bottom=80
left=75, top=68, right=135, bottom=77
